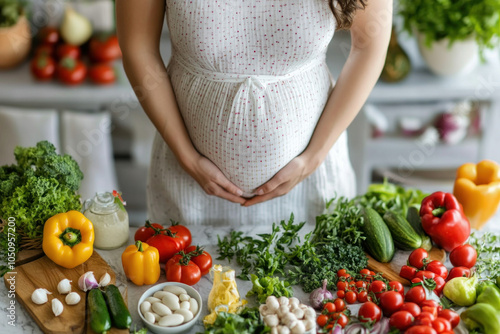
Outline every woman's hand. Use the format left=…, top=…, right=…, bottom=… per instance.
left=242, top=155, right=317, bottom=207
left=185, top=154, right=246, bottom=204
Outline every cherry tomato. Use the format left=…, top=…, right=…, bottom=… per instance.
left=415, top=317, right=433, bottom=327
left=432, top=317, right=452, bottom=332
left=56, top=44, right=80, bottom=60
left=165, top=254, right=201, bottom=285
left=409, top=248, right=429, bottom=269
left=168, top=222, right=192, bottom=249
left=355, top=281, right=367, bottom=289
left=337, top=269, right=351, bottom=280
left=415, top=271, right=436, bottom=280
left=418, top=311, right=436, bottom=322
left=447, top=266, right=471, bottom=281
left=316, top=314, right=328, bottom=327
left=421, top=306, right=438, bottom=318
left=134, top=221, right=164, bottom=242
left=400, top=302, right=421, bottom=318
left=337, top=290, right=345, bottom=299
left=30, top=55, right=56, bottom=81
left=348, top=281, right=356, bottom=291
left=34, top=44, right=55, bottom=57
left=433, top=276, right=446, bottom=296
left=358, top=301, right=381, bottom=323
left=449, top=244, right=477, bottom=268
left=337, top=281, right=347, bottom=291
left=400, top=265, right=418, bottom=280
left=438, top=309, right=460, bottom=328
left=57, top=57, right=86, bottom=85
left=426, top=261, right=448, bottom=279
left=333, top=312, right=349, bottom=328
left=89, top=34, right=122, bottom=62
left=388, top=281, right=404, bottom=297
left=405, top=286, right=426, bottom=305
left=389, top=310, right=414, bottom=330
left=146, top=231, right=183, bottom=263
left=357, top=290, right=368, bottom=303
left=334, top=298, right=346, bottom=311
left=37, top=26, right=59, bottom=45
left=324, top=302, right=336, bottom=313
left=369, top=280, right=387, bottom=295
left=345, top=291, right=357, bottom=304
left=88, top=63, right=116, bottom=85
left=184, top=245, right=212, bottom=276
left=379, top=291, right=404, bottom=316
left=405, top=325, right=438, bottom=334
left=360, top=268, right=371, bottom=276
left=420, top=300, right=442, bottom=313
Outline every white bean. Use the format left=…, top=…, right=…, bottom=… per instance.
left=152, top=302, right=172, bottom=316
left=175, top=308, right=194, bottom=323
left=180, top=301, right=190, bottom=310
left=264, top=314, right=279, bottom=327
left=153, top=291, right=170, bottom=299
left=179, top=293, right=190, bottom=302
left=163, top=285, right=187, bottom=295
left=144, top=311, right=156, bottom=324
left=162, top=293, right=180, bottom=311
left=278, top=296, right=289, bottom=306
left=145, top=296, right=161, bottom=304
left=153, top=312, right=161, bottom=322
left=189, top=298, right=199, bottom=315
left=140, top=301, right=152, bottom=315
left=158, top=314, right=184, bottom=327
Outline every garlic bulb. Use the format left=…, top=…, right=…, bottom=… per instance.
left=99, top=272, right=111, bottom=287
left=57, top=279, right=72, bottom=294
left=60, top=6, right=93, bottom=46
left=78, top=271, right=99, bottom=292
left=65, top=292, right=81, bottom=306
left=52, top=298, right=64, bottom=316
left=31, top=288, right=52, bottom=305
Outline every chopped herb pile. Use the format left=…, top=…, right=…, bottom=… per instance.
left=201, top=307, right=270, bottom=334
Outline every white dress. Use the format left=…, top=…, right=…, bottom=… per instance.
left=147, top=0, right=356, bottom=226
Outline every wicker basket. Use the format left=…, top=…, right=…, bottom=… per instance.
left=0, top=218, right=43, bottom=250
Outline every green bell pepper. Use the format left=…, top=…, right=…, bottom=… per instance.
left=461, top=303, right=500, bottom=334
left=477, top=286, right=500, bottom=311
left=443, top=275, right=478, bottom=306
left=477, top=280, right=500, bottom=297
left=496, top=276, right=500, bottom=290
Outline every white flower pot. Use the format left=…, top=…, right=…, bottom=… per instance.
left=417, top=33, right=478, bottom=76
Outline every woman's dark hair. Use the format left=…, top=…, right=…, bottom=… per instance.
left=330, top=0, right=367, bottom=30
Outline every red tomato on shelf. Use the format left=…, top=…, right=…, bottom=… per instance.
left=56, top=57, right=86, bottom=85
left=30, top=56, right=56, bottom=81
left=37, top=26, right=59, bottom=45
left=56, top=44, right=81, bottom=60
left=89, top=34, right=122, bottom=62
left=88, top=63, right=116, bottom=85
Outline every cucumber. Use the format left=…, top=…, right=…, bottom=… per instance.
left=362, top=207, right=395, bottom=263
left=103, top=284, right=132, bottom=329
left=87, top=288, right=112, bottom=334
left=383, top=211, right=422, bottom=250
left=406, top=206, right=432, bottom=251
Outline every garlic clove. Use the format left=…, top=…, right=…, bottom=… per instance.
left=99, top=272, right=111, bottom=287
left=31, top=288, right=52, bottom=305
left=52, top=298, right=64, bottom=316
left=57, top=279, right=72, bottom=294
left=65, top=292, right=81, bottom=306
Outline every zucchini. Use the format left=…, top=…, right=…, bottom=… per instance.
left=87, top=288, right=112, bottom=334
left=383, top=211, right=422, bottom=250
left=362, top=207, right=395, bottom=263
left=103, top=284, right=132, bottom=329
left=406, top=206, right=432, bottom=251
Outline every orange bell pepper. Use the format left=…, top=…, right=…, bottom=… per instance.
left=453, top=160, right=500, bottom=230
left=121, top=240, right=160, bottom=286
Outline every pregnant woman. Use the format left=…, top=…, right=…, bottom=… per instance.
left=116, top=0, right=392, bottom=225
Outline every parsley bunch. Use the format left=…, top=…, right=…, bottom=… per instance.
left=468, top=232, right=500, bottom=278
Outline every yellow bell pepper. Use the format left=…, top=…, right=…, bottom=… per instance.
left=42, top=210, right=94, bottom=268
left=453, top=160, right=500, bottom=230
left=121, top=240, right=160, bottom=286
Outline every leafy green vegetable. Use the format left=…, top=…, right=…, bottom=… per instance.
left=246, top=274, right=293, bottom=303
left=468, top=232, right=500, bottom=278
left=0, top=0, right=25, bottom=27
left=201, top=307, right=270, bottom=334
left=0, top=141, right=83, bottom=275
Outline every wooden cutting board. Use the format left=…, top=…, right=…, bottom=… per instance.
left=367, top=246, right=446, bottom=286
left=4, top=251, right=128, bottom=334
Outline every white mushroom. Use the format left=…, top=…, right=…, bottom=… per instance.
left=266, top=296, right=280, bottom=312
left=278, top=296, right=289, bottom=306
left=289, top=297, right=300, bottom=307
left=259, top=304, right=269, bottom=316
left=304, top=307, right=316, bottom=320
left=277, top=304, right=290, bottom=318
left=278, top=326, right=291, bottom=334
left=271, top=327, right=279, bottom=334
left=264, top=314, right=279, bottom=327
left=290, top=320, right=306, bottom=334
left=282, top=312, right=297, bottom=329
left=304, top=319, right=316, bottom=331
left=292, top=307, right=304, bottom=320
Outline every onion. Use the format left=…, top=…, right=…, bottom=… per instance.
left=309, top=279, right=334, bottom=310
left=60, top=6, right=92, bottom=46
left=371, top=317, right=390, bottom=334
left=345, top=323, right=367, bottom=334
left=331, top=324, right=343, bottom=334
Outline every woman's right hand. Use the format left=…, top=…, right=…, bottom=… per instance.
left=184, top=154, right=246, bottom=204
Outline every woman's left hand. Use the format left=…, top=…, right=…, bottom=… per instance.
left=242, top=155, right=317, bottom=207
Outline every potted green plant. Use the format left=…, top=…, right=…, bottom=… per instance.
left=0, top=0, right=31, bottom=69
left=398, top=0, right=500, bottom=76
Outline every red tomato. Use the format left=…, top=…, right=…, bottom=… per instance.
left=88, top=63, right=116, bottom=85
left=30, top=56, right=56, bottom=81
left=432, top=317, right=452, bottom=332
left=184, top=245, right=212, bottom=276
left=415, top=271, right=436, bottom=280
left=405, top=325, right=438, bottom=334
left=358, top=301, right=381, bottom=323
left=400, top=302, right=421, bottom=318
left=388, top=281, right=404, bottom=297
left=34, top=44, right=55, bottom=57
left=405, top=286, right=426, bottom=305
left=379, top=291, right=404, bottom=316
left=449, top=244, right=477, bottom=268
left=355, top=281, right=367, bottom=289
left=56, top=44, right=80, bottom=60
left=345, top=291, right=357, bottom=304
left=447, top=266, right=471, bottom=281
left=37, top=26, right=59, bottom=45
left=56, top=57, right=86, bottom=85
left=316, top=314, right=328, bottom=327
left=337, top=281, right=347, bottom=291
left=337, top=290, right=345, bottom=299
left=400, top=265, right=417, bottom=280
left=333, top=312, right=349, bottom=328
left=323, top=302, right=336, bottom=313
left=421, top=306, right=437, bottom=319
left=433, top=276, right=446, bottom=296
left=360, top=268, right=371, bottom=276
left=135, top=221, right=164, bottom=242
left=89, top=34, right=122, bottom=62
left=417, top=311, right=436, bottom=322
left=165, top=254, right=201, bottom=285
left=415, top=317, right=433, bottom=327
left=146, top=231, right=183, bottom=263
left=389, top=310, right=414, bottom=330
left=438, top=309, right=460, bottom=328
left=357, top=290, right=368, bottom=303
left=168, top=222, right=192, bottom=249
left=420, top=300, right=442, bottom=313
left=334, top=298, right=346, bottom=311
left=426, top=261, right=448, bottom=279
left=369, top=280, right=387, bottom=295
left=409, top=248, right=429, bottom=269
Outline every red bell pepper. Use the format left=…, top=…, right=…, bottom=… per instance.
left=419, top=192, right=470, bottom=252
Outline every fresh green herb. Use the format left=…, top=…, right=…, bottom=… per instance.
left=0, top=0, right=25, bottom=27
left=129, top=326, right=148, bottom=334
left=246, top=274, right=293, bottom=303
left=468, top=232, right=500, bottom=278
left=201, top=307, right=270, bottom=334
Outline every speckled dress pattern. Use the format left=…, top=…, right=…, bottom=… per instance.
left=147, top=0, right=356, bottom=225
